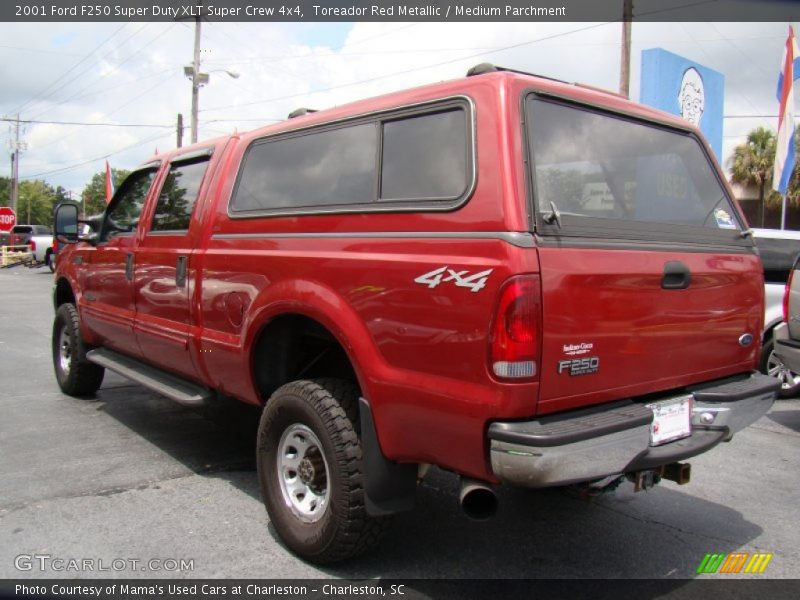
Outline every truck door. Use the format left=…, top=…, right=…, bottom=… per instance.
left=81, top=167, right=159, bottom=356
left=133, top=150, right=214, bottom=380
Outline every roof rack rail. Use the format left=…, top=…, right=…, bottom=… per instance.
left=466, top=63, right=569, bottom=85
left=288, top=107, right=318, bottom=119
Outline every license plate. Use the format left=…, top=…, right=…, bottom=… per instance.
left=647, top=395, right=692, bottom=446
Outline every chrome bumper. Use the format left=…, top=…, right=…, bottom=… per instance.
left=489, top=372, right=778, bottom=488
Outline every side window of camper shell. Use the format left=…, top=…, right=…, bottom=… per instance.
left=229, top=100, right=472, bottom=216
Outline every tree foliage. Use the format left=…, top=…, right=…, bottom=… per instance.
left=81, top=168, right=130, bottom=216
left=0, top=176, right=10, bottom=208
left=0, top=179, right=68, bottom=225
left=728, top=127, right=800, bottom=226
left=729, top=127, right=778, bottom=227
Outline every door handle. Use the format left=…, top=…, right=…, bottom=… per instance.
left=176, top=256, right=187, bottom=288
left=662, top=261, right=691, bottom=290
left=125, top=253, right=134, bottom=281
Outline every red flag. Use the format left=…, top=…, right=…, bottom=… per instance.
left=104, top=160, right=114, bottom=204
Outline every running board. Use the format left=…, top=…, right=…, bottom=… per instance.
left=86, top=348, right=214, bottom=407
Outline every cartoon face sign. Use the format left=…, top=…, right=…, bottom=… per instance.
left=678, top=67, right=705, bottom=126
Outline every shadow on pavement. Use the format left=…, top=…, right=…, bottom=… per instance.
left=92, top=380, right=764, bottom=580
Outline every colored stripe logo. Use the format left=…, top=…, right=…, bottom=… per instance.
left=697, top=552, right=773, bottom=574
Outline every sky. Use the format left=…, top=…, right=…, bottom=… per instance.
left=0, top=19, right=797, bottom=199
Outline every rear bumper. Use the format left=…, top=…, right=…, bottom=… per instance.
left=773, top=322, right=800, bottom=373
left=488, top=372, right=778, bottom=487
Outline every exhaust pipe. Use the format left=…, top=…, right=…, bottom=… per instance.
left=459, top=478, right=498, bottom=520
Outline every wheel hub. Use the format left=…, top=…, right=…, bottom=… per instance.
left=276, top=423, right=331, bottom=523
left=58, top=327, right=72, bottom=374
left=298, top=450, right=326, bottom=491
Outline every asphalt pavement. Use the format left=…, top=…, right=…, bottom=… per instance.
left=0, top=265, right=798, bottom=581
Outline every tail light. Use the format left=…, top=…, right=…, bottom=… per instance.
left=783, top=267, right=795, bottom=322
left=29, top=239, right=36, bottom=251
left=489, top=275, right=541, bottom=380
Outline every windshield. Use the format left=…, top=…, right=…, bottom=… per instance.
left=527, top=97, right=741, bottom=233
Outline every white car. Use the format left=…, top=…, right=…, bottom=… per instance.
left=753, top=228, right=800, bottom=397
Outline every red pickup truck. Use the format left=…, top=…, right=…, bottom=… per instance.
left=52, top=64, right=777, bottom=563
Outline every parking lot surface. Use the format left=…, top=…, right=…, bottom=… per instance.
left=0, top=265, right=798, bottom=580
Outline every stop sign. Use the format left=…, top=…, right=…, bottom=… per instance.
left=0, top=207, right=16, bottom=233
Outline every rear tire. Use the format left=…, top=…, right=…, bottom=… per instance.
left=760, top=337, right=800, bottom=399
left=257, top=379, right=387, bottom=563
left=52, top=303, right=105, bottom=396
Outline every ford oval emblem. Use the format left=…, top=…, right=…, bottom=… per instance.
left=739, top=333, right=754, bottom=347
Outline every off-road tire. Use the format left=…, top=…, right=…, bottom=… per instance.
left=257, top=378, right=388, bottom=563
left=52, top=303, right=105, bottom=396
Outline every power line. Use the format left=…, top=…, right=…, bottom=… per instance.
left=28, top=23, right=175, bottom=120
left=724, top=115, right=780, bottom=119
left=1, top=117, right=172, bottom=128
left=33, top=69, right=178, bottom=153
left=200, top=21, right=616, bottom=114
left=9, top=23, right=129, bottom=116
left=0, top=44, right=83, bottom=56
left=23, top=130, right=172, bottom=180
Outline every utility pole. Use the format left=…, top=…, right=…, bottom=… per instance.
left=182, top=2, right=237, bottom=145
left=9, top=114, right=26, bottom=214
left=177, top=113, right=184, bottom=148
left=619, top=0, right=633, bottom=98
left=8, top=153, right=13, bottom=208
left=190, top=11, right=202, bottom=144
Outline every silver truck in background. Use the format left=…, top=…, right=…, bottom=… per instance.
left=773, top=255, right=800, bottom=377
left=754, top=228, right=800, bottom=397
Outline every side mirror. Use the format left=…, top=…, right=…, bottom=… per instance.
left=54, top=203, right=79, bottom=244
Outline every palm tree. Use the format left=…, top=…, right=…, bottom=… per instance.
left=729, top=127, right=778, bottom=227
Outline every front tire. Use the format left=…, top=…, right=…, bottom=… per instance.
left=257, top=379, right=386, bottom=563
left=52, top=303, right=105, bottom=396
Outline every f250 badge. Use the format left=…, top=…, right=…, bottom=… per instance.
left=558, top=357, right=600, bottom=376
left=414, top=266, right=493, bottom=293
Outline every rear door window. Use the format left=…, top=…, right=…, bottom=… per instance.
left=150, top=157, right=210, bottom=232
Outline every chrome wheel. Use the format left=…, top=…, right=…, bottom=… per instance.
left=766, top=349, right=800, bottom=392
left=277, top=423, right=330, bottom=523
left=58, top=326, right=73, bottom=375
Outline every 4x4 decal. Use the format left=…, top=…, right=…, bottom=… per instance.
left=414, top=266, right=493, bottom=293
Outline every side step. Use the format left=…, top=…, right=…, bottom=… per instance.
left=86, top=348, right=214, bottom=407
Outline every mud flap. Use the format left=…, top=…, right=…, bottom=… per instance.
left=359, top=397, right=418, bottom=516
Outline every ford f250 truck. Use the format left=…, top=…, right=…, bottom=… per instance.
left=51, top=64, right=778, bottom=563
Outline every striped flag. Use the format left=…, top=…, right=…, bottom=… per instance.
left=104, top=160, right=114, bottom=204
left=773, top=26, right=800, bottom=195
